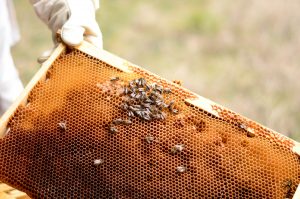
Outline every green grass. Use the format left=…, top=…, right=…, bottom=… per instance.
left=12, top=0, right=300, bottom=141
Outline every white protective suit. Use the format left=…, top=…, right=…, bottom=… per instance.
left=0, top=0, right=24, bottom=115
left=0, top=0, right=101, bottom=115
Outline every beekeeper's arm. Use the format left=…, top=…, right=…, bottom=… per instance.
left=30, top=0, right=102, bottom=61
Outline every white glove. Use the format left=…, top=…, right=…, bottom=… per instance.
left=30, top=0, right=102, bottom=62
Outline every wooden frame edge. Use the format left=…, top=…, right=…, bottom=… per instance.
left=293, top=142, right=300, bottom=156
left=0, top=182, right=29, bottom=199
left=75, top=42, right=133, bottom=73
left=0, top=44, right=66, bottom=137
left=293, top=184, right=300, bottom=199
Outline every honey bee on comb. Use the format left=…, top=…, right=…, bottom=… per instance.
left=109, top=125, right=118, bottom=134
left=110, top=76, right=120, bottom=82
left=283, top=179, right=294, bottom=198
left=58, top=122, right=67, bottom=132
left=171, top=144, right=185, bottom=154
left=145, top=135, right=155, bottom=144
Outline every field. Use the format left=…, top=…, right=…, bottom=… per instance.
left=12, top=0, right=300, bottom=140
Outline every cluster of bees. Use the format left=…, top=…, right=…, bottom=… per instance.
left=104, top=77, right=188, bottom=173
left=108, top=77, right=178, bottom=134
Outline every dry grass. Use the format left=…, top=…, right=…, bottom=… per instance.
left=12, top=0, right=300, bottom=140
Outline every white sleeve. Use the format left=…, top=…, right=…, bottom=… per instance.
left=93, top=0, right=99, bottom=10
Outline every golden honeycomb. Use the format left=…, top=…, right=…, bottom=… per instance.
left=0, top=43, right=299, bottom=198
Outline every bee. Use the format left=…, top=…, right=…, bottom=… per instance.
left=283, top=179, right=292, bottom=188
left=138, top=88, right=145, bottom=92
left=142, top=112, right=151, bottom=121
left=143, top=116, right=151, bottom=121
left=58, top=122, right=67, bottom=132
left=141, top=78, right=147, bottom=85
left=128, top=111, right=135, bottom=117
left=145, top=135, right=155, bottom=143
left=145, top=84, right=151, bottom=91
left=123, top=119, right=132, bottom=125
left=246, top=130, right=255, bottom=138
left=109, top=126, right=118, bottom=134
left=282, top=179, right=293, bottom=196
left=155, top=86, right=163, bottom=94
left=154, top=91, right=163, bottom=98
left=129, top=106, right=139, bottom=112
left=176, top=166, right=187, bottom=173
left=171, top=109, right=179, bottom=114
left=144, top=98, right=153, bottom=104
left=239, top=123, right=247, bottom=130
left=123, top=87, right=130, bottom=95
left=140, top=92, right=147, bottom=99
left=149, top=94, right=156, bottom=102
left=158, top=112, right=166, bottom=120
left=174, top=116, right=185, bottom=127
left=128, top=98, right=136, bottom=104
left=113, top=118, right=123, bottom=125
left=133, top=104, right=142, bottom=108
left=138, top=78, right=146, bottom=87
left=238, top=123, right=255, bottom=137
left=152, top=114, right=160, bottom=120
left=130, top=92, right=136, bottom=98
left=144, top=108, right=151, bottom=113
left=135, top=93, right=142, bottom=99
left=142, top=103, right=151, bottom=109
left=150, top=83, right=157, bottom=89
left=93, top=159, right=104, bottom=166
left=168, top=101, right=179, bottom=114
left=168, top=100, right=175, bottom=109
left=164, top=88, right=172, bottom=94
left=110, top=76, right=120, bottom=82
left=129, top=80, right=135, bottom=89
left=120, top=103, right=129, bottom=111
left=135, top=110, right=143, bottom=118
left=171, top=144, right=185, bottom=154
left=134, top=78, right=140, bottom=85
left=155, top=99, right=164, bottom=107
left=162, top=103, right=169, bottom=109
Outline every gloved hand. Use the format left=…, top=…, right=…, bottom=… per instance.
left=30, top=0, right=102, bottom=63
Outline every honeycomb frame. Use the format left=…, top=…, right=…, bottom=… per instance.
left=0, top=41, right=300, bottom=198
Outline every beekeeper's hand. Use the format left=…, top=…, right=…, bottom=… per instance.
left=30, top=0, right=102, bottom=63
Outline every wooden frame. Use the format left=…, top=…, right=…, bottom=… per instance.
left=0, top=41, right=300, bottom=198
left=0, top=182, right=29, bottom=199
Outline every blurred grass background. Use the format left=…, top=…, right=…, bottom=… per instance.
left=12, top=0, right=300, bottom=140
